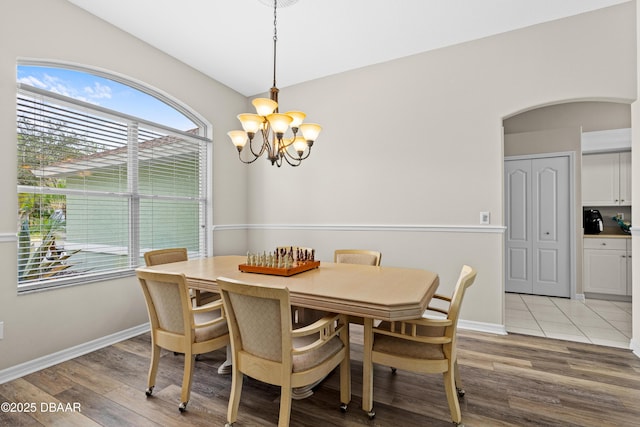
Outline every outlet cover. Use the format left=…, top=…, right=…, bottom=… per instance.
left=0, top=321, right=4, bottom=340
left=480, top=211, right=490, bottom=225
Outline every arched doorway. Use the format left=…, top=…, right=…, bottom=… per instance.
left=502, top=101, right=632, bottom=348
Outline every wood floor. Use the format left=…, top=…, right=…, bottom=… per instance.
left=1, top=326, right=639, bottom=426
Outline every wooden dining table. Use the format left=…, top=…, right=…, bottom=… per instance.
left=137, top=255, right=440, bottom=411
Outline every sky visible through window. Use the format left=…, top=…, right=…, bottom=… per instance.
left=17, top=65, right=196, bottom=131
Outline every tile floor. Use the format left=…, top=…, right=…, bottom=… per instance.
left=505, top=293, right=633, bottom=348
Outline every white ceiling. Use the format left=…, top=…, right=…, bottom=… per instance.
left=67, top=0, right=629, bottom=97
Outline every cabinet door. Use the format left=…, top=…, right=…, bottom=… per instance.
left=582, top=153, right=619, bottom=206
left=619, top=151, right=632, bottom=206
left=627, top=240, right=633, bottom=296
left=583, top=248, right=628, bottom=295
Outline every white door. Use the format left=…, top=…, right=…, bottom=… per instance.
left=505, top=156, right=571, bottom=297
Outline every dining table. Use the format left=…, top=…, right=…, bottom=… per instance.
left=136, top=255, right=440, bottom=411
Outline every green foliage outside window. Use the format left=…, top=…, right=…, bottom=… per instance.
left=17, top=116, right=90, bottom=282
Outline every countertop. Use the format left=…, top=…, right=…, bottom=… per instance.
left=584, top=226, right=631, bottom=238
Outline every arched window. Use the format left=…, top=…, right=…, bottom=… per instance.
left=16, top=63, right=211, bottom=291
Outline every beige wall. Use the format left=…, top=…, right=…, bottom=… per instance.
left=239, top=3, right=636, bottom=328
left=0, top=0, right=249, bottom=371
left=0, top=0, right=638, bottom=373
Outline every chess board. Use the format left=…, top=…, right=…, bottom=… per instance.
left=238, top=260, right=320, bottom=276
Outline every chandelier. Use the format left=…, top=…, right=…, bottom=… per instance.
left=227, top=0, right=321, bottom=167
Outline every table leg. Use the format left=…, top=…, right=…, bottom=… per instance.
left=217, top=345, right=232, bottom=375
left=291, top=383, right=316, bottom=400
left=362, top=317, right=374, bottom=413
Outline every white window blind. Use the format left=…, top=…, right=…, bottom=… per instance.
left=17, top=85, right=209, bottom=291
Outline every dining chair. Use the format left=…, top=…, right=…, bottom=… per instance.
left=144, top=248, right=219, bottom=306
left=363, top=265, right=477, bottom=426
left=217, top=277, right=351, bottom=427
left=136, top=269, right=230, bottom=412
left=334, top=249, right=381, bottom=266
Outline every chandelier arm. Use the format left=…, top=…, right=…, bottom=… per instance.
left=280, top=142, right=311, bottom=162
left=281, top=153, right=302, bottom=167
left=297, top=146, right=312, bottom=161
left=280, top=147, right=303, bottom=166
left=245, top=139, right=265, bottom=159
left=245, top=128, right=270, bottom=159
left=237, top=150, right=262, bottom=164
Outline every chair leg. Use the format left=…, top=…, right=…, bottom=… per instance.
left=226, top=367, right=243, bottom=425
left=179, top=353, right=196, bottom=412
left=339, top=356, right=350, bottom=412
left=146, top=343, right=161, bottom=396
left=454, top=360, right=465, bottom=397
left=443, top=369, right=462, bottom=424
left=339, top=318, right=351, bottom=409
left=278, top=384, right=293, bottom=427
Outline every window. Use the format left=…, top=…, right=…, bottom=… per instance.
left=17, top=65, right=211, bottom=292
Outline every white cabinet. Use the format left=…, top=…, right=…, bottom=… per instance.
left=619, top=151, right=632, bottom=205
left=583, top=238, right=632, bottom=296
left=582, top=152, right=632, bottom=206
left=581, top=152, right=632, bottom=205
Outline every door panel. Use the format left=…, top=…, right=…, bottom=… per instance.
left=533, top=157, right=570, bottom=297
left=505, top=160, right=532, bottom=293
left=537, top=249, right=558, bottom=283
left=508, top=247, right=528, bottom=281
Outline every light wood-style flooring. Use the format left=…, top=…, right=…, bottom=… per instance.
left=1, top=326, right=639, bottom=426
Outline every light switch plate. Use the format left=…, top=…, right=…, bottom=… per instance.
left=480, top=211, right=490, bottom=225
left=0, top=321, right=4, bottom=340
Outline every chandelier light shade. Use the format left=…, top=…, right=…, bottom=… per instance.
left=227, top=0, right=321, bottom=167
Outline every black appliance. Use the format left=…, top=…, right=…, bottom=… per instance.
left=584, top=209, right=604, bottom=234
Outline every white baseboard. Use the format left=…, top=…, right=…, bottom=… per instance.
left=631, top=338, right=640, bottom=358
left=0, top=323, right=150, bottom=385
left=458, top=319, right=507, bottom=335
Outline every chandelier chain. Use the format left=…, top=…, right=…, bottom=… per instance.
left=272, top=0, right=278, bottom=88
